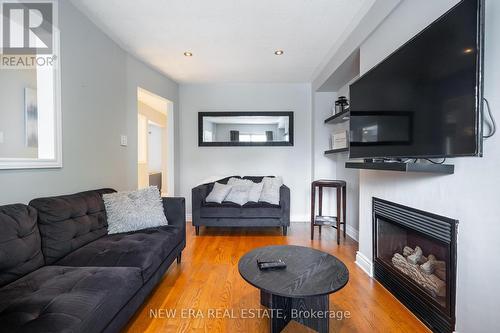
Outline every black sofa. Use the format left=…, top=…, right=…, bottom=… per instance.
left=192, top=176, right=290, bottom=236
left=0, top=188, right=186, bottom=333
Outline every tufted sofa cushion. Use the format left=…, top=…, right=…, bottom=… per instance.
left=0, top=204, right=44, bottom=287
left=0, top=265, right=142, bottom=333
left=29, top=189, right=116, bottom=264
left=55, top=225, right=183, bottom=283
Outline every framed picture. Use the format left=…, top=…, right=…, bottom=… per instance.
left=24, top=87, right=38, bottom=148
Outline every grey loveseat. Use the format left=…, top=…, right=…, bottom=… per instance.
left=0, top=188, right=186, bottom=333
left=192, top=176, right=290, bottom=236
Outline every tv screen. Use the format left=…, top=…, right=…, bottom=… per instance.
left=349, top=0, right=484, bottom=159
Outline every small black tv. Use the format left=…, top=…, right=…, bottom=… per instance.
left=349, top=0, right=484, bottom=159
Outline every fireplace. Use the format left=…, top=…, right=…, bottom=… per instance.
left=372, top=198, right=457, bottom=333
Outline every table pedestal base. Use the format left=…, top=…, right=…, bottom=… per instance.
left=260, top=290, right=329, bottom=333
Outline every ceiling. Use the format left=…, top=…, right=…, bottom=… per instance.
left=70, top=0, right=368, bottom=83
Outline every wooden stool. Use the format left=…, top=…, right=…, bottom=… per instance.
left=311, top=180, right=346, bottom=244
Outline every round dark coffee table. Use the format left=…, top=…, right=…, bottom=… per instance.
left=238, top=245, right=349, bottom=333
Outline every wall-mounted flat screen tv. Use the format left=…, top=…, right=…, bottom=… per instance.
left=349, top=0, right=484, bottom=159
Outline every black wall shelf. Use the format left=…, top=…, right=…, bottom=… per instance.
left=345, top=161, right=454, bottom=174
left=325, top=148, right=349, bottom=155
left=324, top=108, right=350, bottom=124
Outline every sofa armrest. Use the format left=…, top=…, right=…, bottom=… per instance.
left=162, top=197, right=186, bottom=236
left=191, top=184, right=210, bottom=226
left=280, top=185, right=290, bottom=226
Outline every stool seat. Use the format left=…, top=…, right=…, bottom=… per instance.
left=311, top=179, right=347, bottom=244
left=312, top=180, right=346, bottom=187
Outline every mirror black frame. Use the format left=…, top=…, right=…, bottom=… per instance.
left=198, top=111, right=294, bottom=147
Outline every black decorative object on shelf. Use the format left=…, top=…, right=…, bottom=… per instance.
left=334, top=96, right=349, bottom=115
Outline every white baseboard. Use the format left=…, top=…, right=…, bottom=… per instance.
left=291, top=215, right=309, bottom=222
left=345, top=225, right=359, bottom=242
left=186, top=213, right=192, bottom=221
left=355, top=251, right=373, bottom=277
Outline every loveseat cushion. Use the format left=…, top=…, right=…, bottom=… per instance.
left=55, top=225, right=182, bottom=283
left=29, top=189, right=116, bottom=264
left=200, top=201, right=282, bottom=219
left=0, top=204, right=44, bottom=287
left=0, top=265, right=142, bottom=333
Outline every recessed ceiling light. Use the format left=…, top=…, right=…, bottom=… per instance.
left=274, top=50, right=284, bottom=56
left=184, top=51, right=193, bottom=57
left=463, top=48, right=474, bottom=54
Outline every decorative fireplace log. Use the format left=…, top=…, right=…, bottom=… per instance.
left=403, top=246, right=414, bottom=257
left=392, top=253, right=446, bottom=297
left=420, top=254, right=446, bottom=279
left=407, top=246, right=427, bottom=265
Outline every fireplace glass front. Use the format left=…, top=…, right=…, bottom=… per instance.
left=376, top=217, right=450, bottom=309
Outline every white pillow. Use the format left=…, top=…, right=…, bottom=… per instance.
left=206, top=182, right=232, bottom=204
left=225, top=184, right=251, bottom=206
left=227, top=177, right=253, bottom=186
left=259, top=177, right=283, bottom=205
left=248, top=181, right=264, bottom=202
left=103, top=186, right=168, bottom=234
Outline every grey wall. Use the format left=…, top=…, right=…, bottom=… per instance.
left=0, top=1, right=178, bottom=204
left=355, top=1, right=500, bottom=332
left=179, top=83, right=312, bottom=221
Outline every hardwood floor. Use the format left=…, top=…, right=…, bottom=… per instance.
left=124, top=223, right=430, bottom=333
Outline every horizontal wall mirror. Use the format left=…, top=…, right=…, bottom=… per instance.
left=198, top=112, right=294, bottom=147
left=0, top=0, right=61, bottom=169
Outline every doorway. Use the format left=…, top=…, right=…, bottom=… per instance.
left=137, top=87, right=174, bottom=196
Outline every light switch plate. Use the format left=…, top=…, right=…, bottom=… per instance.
left=120, top=135, right=128, bottom=147
left=0, top=131, right=4, bottom=144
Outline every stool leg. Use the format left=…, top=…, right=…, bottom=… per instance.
left=336, top=187, right=341, bottom=245
left=318, top=187, right=323, bottom=235
left=311, top=185, right=315, bottom=240
left=343, top=185, right=347, bottom=238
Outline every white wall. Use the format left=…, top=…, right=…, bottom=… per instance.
left=313, top=92, right=337, bottom=180
left=179, top=83, right=312, bottom=221
left=312, top=87, right=360, bottom=240
left=311, top=92, right=338, bottom=224
left=356, top=1, right=500, bottom=332
left=0, top=1, right=178, bottom=204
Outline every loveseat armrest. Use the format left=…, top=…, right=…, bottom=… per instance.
left=280, top=185, right=291, bottom=226
left=162, top=197, right=186, bottom=237
left=191, top=184, right=210, bottom=226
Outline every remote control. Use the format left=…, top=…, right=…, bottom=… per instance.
left=257, top=259, right=287, bottom=270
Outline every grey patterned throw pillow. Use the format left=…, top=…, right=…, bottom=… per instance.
left=206, top=182, right=232, bottom=204
left=225, top=184, right=251, bottom=205
left=248, top=181, right=264, bottom=202
left=103, top=186, right=168, bottom=234
left=259, top=177, right=283, bottom=205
